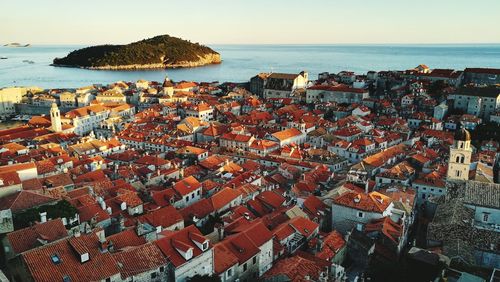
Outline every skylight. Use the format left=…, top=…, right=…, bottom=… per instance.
left=51, top=254, right=61, bottom=265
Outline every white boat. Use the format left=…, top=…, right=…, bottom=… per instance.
left=12, top=115, right=22, bottom=121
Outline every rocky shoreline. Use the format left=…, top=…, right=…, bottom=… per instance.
left=52, top=53, right=221, bottom=70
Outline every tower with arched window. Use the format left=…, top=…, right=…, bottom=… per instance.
left=50, top=103, right=62, bottom=132
left=447, top=128, right=472, bottom=181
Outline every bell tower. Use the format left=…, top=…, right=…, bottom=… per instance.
left=50, top=103, right=62, bottom=132
left=447, top=128, right=472, bottom=181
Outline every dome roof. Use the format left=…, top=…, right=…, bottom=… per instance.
left=454, top=128, right=471, bottom=141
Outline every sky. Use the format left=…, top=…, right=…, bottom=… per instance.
left=2, top=0, right=500, bottom=45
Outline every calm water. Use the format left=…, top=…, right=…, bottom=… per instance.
left=1, top=44, right=500, bottom=89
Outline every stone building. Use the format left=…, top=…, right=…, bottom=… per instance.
left=463, top=68, right=500, bottom=85
left=446, top=128, right=472, bottom=181
left=263, top=72, right=308, bottom=99
left=449, top=86, right=500, bottom=121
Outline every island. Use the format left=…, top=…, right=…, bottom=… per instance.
left=4, top=43, right=30, bottom=47
left=52, top=35, right=221, bottom=70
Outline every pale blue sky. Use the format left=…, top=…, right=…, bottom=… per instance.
left=2, top=0, right=500, bottom=45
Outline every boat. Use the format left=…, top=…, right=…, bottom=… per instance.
left=22, top=60, right=35, bottom=64
left=4, top=43, right=30, bottom=47
left=12, top=115, right=22, bottom=121
left=0, top=57, right=7, bottom=60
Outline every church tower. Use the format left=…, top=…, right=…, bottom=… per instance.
left=50, top=103, right=62, bottom=132
left=447, top=128, right=472, bottom=181
left=162, top=75, right=174, bottom=98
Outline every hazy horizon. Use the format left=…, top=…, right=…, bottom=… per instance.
left=2, top=0, right=500, bottom=45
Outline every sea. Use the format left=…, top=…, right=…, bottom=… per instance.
left=1, top=44, right=500, bottom=89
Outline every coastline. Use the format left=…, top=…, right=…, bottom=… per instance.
left=52, top=53, right=222, bottom=70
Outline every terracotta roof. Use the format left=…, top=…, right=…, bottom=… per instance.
left=271, top=128, right=303, bottom=141
left=139, top=205, right=183, bottom=229
left=22, top=230, right=121, bottom=282
left=64, top=104, right=109, bottom=118
left=179, top=198, right=214, bottom=221
left=113, top=243, right=167, bottom=279
left=223, top=232, right=259, bottom=264
left=0, top=191, right=58, bottom=212
left=21, top=178, right=43, bottom=191
left=262, top=253, right=325, bottom=281
left=220, top=132, right=253, bottom=143
left=333, top=191, right=391, bottom=213
left=464, top=67, right=500, bottom=75
left=289, top=216, right=319, bottom=238
left=365, top=217, right=403, bottom=243
left=154, top=225, right=210, bottom=268
left=302, top=195, right=327, bottom=219
left=151, top=188, right=178, bottom=207
left=173, top=176, right=201, bottom=196
left=210, top=187, right=242, bottom=211
left=0, top=171, right=21, bottom=187
left=268, top=73, right=300, bottom=80
left=0, top=162, right=36, bottom=175
left=7, top=219, right=68, bottom=254
left=43, top=173, right=74, bottom=188
left=315, top=230, right=346, bottom=261
left=213, top=242, right=239, bottom=274
left=77, top=203, right=110, bottom=223
left=106, top=229, right=146, bottom=251
left=257, top=190, right=285, bottom=209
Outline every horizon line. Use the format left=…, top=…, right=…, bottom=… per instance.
left=4, top=42, right=500, bottom=46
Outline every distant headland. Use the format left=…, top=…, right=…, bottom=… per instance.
left=4, top=43, right=31, bottom=47
left=52, top=35, right=221, bottom=70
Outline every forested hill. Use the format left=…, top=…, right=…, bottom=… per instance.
left=53, top=35, right=221, bottom=69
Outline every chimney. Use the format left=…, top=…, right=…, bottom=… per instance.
left=100, top=200, right=106, bottom=210
left=40, top=212, right=47, bottom=223
left=108, top=240, right=115, bottom=253
left=118, top=215, right=125, bottom=231
left=73, top=227, right=81, bottom=237
left=96, top=229, right=106, bottom=243
left=316, top=236, right=324, bottom=253
left=215, top=223, right=224, bottom=241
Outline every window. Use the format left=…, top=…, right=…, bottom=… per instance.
left=105, top=278, right=111, bottom=282
left=51, top=254, right=61, bottom=265
left=185, top=196, right=189, bottom=202
left=227, top=268, right=233, bottom=277
left=160, top=266, right=165, bottom=273
left=483, top=213, right=489, bottom=222
left=151, top=272, right=157, bottom=279
left=191, top=194, right=195, bottom=199
left=357, top=212, right=364, bottom=218
left=253, top=256, right=257, bottom=265
left=243, top=263, right=248, bottom=272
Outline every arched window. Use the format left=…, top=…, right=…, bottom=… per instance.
left=460, top=156, right=465, bottom=163
left=456, top=156, right=460, bottom=163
